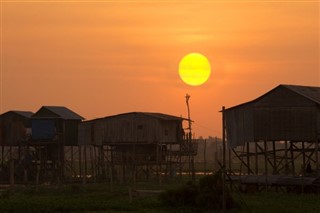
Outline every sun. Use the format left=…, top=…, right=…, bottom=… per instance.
left=179, top=53, right=211, bottom=86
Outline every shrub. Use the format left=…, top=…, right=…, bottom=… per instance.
left=159, top=170, right=238, bottom=211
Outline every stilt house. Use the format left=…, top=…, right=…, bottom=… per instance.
left=224, top=84, right=320, bottom=178
left=0, top=111, right=34, bottom=146
left=31, top=106, right=84, bottom=145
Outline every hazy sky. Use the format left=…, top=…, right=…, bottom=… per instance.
left=1, top=1, right=319, bottom=138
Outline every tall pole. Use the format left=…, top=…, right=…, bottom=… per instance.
left=222, top=106, right=226, bottom=169
left=185, top=94, right=195, bottom=181
left=222, top=106, right=226, bottom=213
left=185, top=94, right=191, bottom=135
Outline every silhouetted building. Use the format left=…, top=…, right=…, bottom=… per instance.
left=0, top=111, right=33, bottom=146
left=224, top=84, right=320, bottom=179
left=79, top=112, right=190, bottom=165
left=225, top=84, right=320, bottom=148
left=79, top=112, right=185, bottom=146
left=31, top=106, right=84, bottom=145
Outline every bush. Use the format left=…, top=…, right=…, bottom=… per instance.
left=159, top=181, right=198, bottom=207
left=159, top=170, right=238, bottom=211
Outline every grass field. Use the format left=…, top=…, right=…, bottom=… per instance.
left=0, top=180, right=319, bottom=213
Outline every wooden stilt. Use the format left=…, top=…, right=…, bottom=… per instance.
left=246, top=142, right=250, bottom=175
left=222, top=106, right=226, bottom=169
left=315, top=120, right=319, bottom=176
left=83, top=145, right=87, bottom=184
left=302, top=141, right=306, bottom=176
left=89, top=146, right=94, bottom=181
left=228, top=147, right=232, bottom=174
left=101, top=145, right=106, bottom=179
left=71, top=146, right=74, bottom=178
left=79, top=145, right=82, bottom=179
left=290, top=142, right=295, bottom=175
left=179, top=143, right=182, bottom=179
left=9, top=159, right=14, bottom=189
left=255, top=141, right=258, bottom=174
left=133, top=144, right=137, bottom=189
left=315, top=140, right=319, bottom=176
left=204, top=140, right=206, bottom=175
left=272, top=141, right=276, bottom=174
left=18, top=143, right=21, bottom=162
left=1, top=144, right=4, bottom=170
left=61, top=121, right=66, bottom=182
left=285, top=141, right=289, bottom=175
left=264, top=141, right=268, bottom=190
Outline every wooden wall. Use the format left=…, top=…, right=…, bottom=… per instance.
left=78, top=113, right=183, bottom=145
left=253, top=87, right=317, bottom=141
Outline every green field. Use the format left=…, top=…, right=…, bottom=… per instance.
left=0, top=181, right=319, bottom=213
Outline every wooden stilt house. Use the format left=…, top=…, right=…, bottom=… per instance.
left=223, top=84, right=320, bottom=188
left=79, top=112, right=196, bottom=181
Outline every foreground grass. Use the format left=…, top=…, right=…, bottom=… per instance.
left=0, top=183, right=319, bottom=213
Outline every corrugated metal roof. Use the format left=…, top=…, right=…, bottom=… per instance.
left=0, top=110, right=34, bottom=118
left=82, top=112, right=189, bottom=123
left=35, top=106, right=84, bottom=120
left=141, top=112, right=187, bottom=121
left=225, top=84, right=320, bottom=111
left=282, top=84, right=320, bottom=105
left=12, top=111, right=34, bottom=118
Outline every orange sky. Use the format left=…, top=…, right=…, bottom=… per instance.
left=1, top=1, right=319, bottom=138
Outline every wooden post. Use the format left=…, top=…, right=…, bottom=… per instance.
left=264, top=141, right=268, bottom=190
left=272, top=141, right=276, bottom=174
left=222, top=106, right=226, bottom=169
left=228, top=147, right=232, bottom=174
left=222, top=106, right=226, bottom=213
left=110, top=163, right=113, bottom=192
left=215, top=137, right=218, bottom=171
left=79, top=145, right=82, bottom=179
left=204, top=139, right=207, bottom=175
left=83, top=145, right=87, bottom=184
left=285, top=141, right=289, bottom=175
left=290, top=142, right=295, bottom=175
left=302, top=141, right=306, bottom=176
left=1, top=144, right=4, bottom=170
left=89, top=146, right=95, bottom=181
left=179, top=143, right=182, bottom=179
left=61, top=121, right=65, bottom=181
left=101, top=145, right=106, bottom=179
left=315, top=141, right=319, bottom=176
left=255, top=141, right=258, bottom=174
left=133, top=144, right=137, bottom=189
left=246, top=142, right=250, bottom=175
left=70, top=146, right=74, bottom=178
left=9, top=159, right=14, bottom=189
left=314, top=111, right=319, bottom=176
left=18, top=143, right=21, bottom=162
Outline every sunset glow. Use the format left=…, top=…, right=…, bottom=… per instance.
left=1, top=2, right=318, bottom=138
